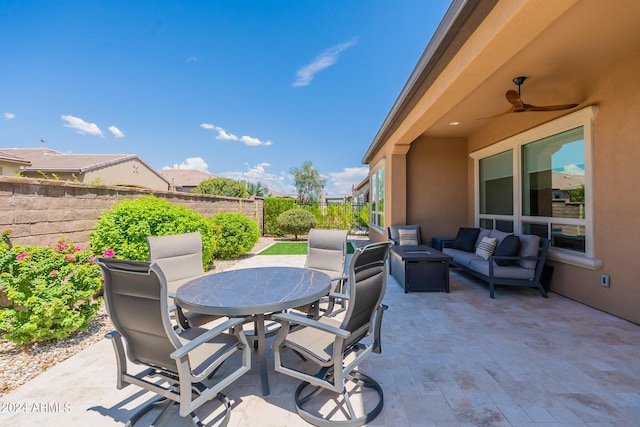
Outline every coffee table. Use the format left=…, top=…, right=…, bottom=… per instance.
left=390, top=245, right=452, bottom=293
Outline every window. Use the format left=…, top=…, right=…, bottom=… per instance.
left=479, top=150, right=513, bottom=232
left=471, top=106, right=600, bottom=269
left=370, top=165, right=384, bottom=228
left=522, top=127, right=585, bottom=253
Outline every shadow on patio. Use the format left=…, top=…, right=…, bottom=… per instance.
left=1, top=253, right=639, bottom=426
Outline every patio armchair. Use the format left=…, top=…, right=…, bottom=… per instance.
left=302, top=228, right=349, bottom=316
left=387, top=224, right=423, bottom=246
left=271, top=241, right=391, bottom=426
left=95, top=257, right=251, bottom=427
left=147, top=232, right=218, bottom=329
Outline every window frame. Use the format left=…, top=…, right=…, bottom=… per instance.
left=470, top=106, right=601, bottom=269
left=369, top=160, right=385, bottom=231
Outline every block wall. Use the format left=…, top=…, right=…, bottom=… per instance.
left=0, top=176, right=263, bottom=249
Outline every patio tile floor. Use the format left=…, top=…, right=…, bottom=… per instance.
left=2, top=251, right=639, bottom=426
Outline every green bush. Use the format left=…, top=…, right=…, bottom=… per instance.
left=277, top=209, right=317, bottom=240
left=263, top=197, right=296, bottom=236
left=211, top=212, right=260, bottom=259
left=192, top=177, right=250, bottom=198
left=0, top=237, right=104, bottom=344
left=90, top=195, right=218, bottom=268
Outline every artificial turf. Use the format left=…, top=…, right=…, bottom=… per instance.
left=258, top=241, right=355, bottom=255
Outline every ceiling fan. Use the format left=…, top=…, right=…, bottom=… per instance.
left=481, top=76, right=579, bottom=119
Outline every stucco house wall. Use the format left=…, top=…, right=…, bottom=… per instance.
left=361, top=0, right=640, bottom=324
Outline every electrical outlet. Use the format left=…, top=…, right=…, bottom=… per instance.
left=601, top=273, right=610, bottom=287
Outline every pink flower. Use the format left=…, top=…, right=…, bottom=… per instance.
left=16, top=252, right=29, bottom=261
left=50, top=269, right=59, bottom=277
left=64, top=254, right=77, bottom=262
left=74, top=246, right=81, bottom=252
left=102, top=249, right=115, bottom=258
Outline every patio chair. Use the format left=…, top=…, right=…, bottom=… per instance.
left=387, top=224, right=422, bottom=246
left=95, top=257, right=251, bottom=427
left=271, top=241, right=391, bottom=426
left=147, top=232, right=218, bottom=329
left=302, top=228, right=349, bottom=316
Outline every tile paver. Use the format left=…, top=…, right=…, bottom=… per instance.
left=2, top=248, right=639, bottom=426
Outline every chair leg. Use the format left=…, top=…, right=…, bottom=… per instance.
left=292, top=371, right=384, bottom=427
left=125, top=392, right=231, bottom=427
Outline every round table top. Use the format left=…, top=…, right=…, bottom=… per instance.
left=175, top=266, right=332, bottom=317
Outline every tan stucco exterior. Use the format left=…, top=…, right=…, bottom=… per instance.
left=19, top=157, right=169, bottom=191
left=363, top=0, right=640, bottom=324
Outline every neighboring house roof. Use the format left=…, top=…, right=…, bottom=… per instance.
left=157, top=169, right=216, bottom=189
left=1, top=147, right=169, bottom=184
left=267, top=189, right=296, bottom=198
left=552, top=172, right=584, bottom=191
left=0, top=149, right=31, bottom=166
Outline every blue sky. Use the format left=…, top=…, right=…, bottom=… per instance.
left=1, top=0, right=451, bottom=197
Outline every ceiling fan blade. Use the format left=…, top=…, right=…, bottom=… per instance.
left=477, top=107, right=515, bottom=120
left=505, top=90, right=523, bottom=108
left=523, top=103, right=579, bottom=112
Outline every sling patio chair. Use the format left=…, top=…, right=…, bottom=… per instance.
left=271, top=241, right=391, bottom=426
left=95, top=257, right=251, bottom=427
left=301, top=228, right=349, bottom=317
left=147, top=232, right=219, bottom=329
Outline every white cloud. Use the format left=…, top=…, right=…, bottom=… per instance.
left=326, top=166, right=369, bottom=197
left=563, top=164, right=585, bottom=175
left=220, top=162, right=295, bottom=195
left=108, top=125, right=125, bottom=138
left=61, top=115, right=103, bottom=137
left=4, top=112, right=15, bottom=119
left=200, top=123, right=272, bottom=146
left=187, top=56, right=200, bottom=62
left=292, top=38, right=357, bottom=88
left=163, top=157, right=209, bottom=172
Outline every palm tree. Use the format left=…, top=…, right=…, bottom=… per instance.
left=246, top=181, right=269, bottom=197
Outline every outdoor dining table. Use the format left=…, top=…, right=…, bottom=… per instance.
left=175, top=266, right=332, bottom=396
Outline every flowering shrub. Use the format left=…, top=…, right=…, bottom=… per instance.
left=0, top=237, right=106, bottom=344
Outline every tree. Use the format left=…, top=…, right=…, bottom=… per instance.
left=192, top=177, right=250, bottom=198
left=245, top=181, right=269, bottom=197
left=277, top=209, right=317, bottom=240
left=290, top=161, right=325, bottom=204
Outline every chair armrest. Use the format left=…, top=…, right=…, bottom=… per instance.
left=272, top=312, right=351, bottom=339
left=170, top=317, right=246, bottom=360
left=328, top=291, right=348, bottom=301
left=441, top=239, right=456, bottom=249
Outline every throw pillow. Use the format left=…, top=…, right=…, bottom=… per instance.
left=494, top=235, right=520, bottom=266
left=452, top=227, right=480, bottom=252
left=398, top=228, right=419, bottom=246
left=515, top=234, right=540, bottom=269
left=475, top=236, right=497, bottom=260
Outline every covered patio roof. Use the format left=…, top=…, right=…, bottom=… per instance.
left=363, top=0, right=640, bottom=162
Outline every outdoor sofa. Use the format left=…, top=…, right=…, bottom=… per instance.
left=441, top=227, right=550, bottom=298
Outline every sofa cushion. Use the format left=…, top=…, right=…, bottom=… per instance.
left=489, top=229, right=512, bottom=247
left=468, top=259, right=536, bottom=280
left=475, top=237, right=497, bottom=260
left=474, top=228, right=492, bottom=250
left=452, top=227, right=480, bottom=252
left=516, top=234, right=540, bottom=269
left=398, top=228, right=419, bottom=246
left=493, top=235, right=520, bottom=266
left=443, top=247, right=479, bottom=267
